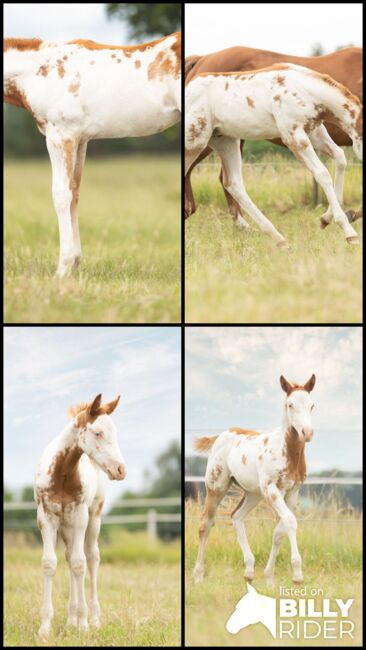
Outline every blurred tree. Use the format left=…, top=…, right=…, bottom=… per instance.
left=106, top=3, right=181, bottom=39
left=21, top=486, right=35, bottom=501
left=310, top=42, right=325, bottom=56
left=4, top=486, right=13, bottom=502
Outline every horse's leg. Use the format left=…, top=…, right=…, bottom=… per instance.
left=282, top=129, right=359, bottom=244
left=219, top=140, right=250, bottom=226
left=346, top=206, right=362, bottom=223
left=70, top=503, right=89, bottom=630
left=210, top=135, right=288, bottom=246
left=70, top=141, right=88, bottom=265
left=60, top=526, right=79, bottom=626
left=264, top=489, right=299, bottom=586
left=231, top=490, right=262, bottom=581
left=37, top=506, right=59, bottom=640
left=84, top=509, right=102, bottom=628
left=263, top=483, right=303, bottom=584
left=185, top=146, right=214, bottom=217
left=308, top=124, right=347, bottom=229
left=194, top=487, right=227, bottom=583
left=45, top=130, right=80, bottom=277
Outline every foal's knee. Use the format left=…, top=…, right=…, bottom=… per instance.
left=42, top=555, right=57, bottom=576
left=70, top=554, right=86, bottom=576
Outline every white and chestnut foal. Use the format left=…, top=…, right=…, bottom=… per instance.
left=193, top=374, right=316, bottom=585
left=185, top=63, right=362, bottom=246
left=4, top=33, right=181, bottom=277
left=34, top=393, right=126, bottom=640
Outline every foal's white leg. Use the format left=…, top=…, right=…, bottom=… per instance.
left=264, top=489, right=299, bottom=586
left=284, top=129, right=358, bottom=244
left=231, top=490, right=262, bottom=581
left=70, top=141, right=88, bottom=263
left=45, top=131, right=81, bottom=277
left=37, top=508, right=59, bottom=640
left=308, top=124, right=347, bottom=229
left=60, top=527, right=79, bottom=626
left=210, top=135, right=288, bottom=246
left=85, top=511, right=102, bottom=628
left=263, top=483, right=303, bottom=584
left=70, top=503, right=89, bottom=630
left=194, top=487, right=227, bottom=583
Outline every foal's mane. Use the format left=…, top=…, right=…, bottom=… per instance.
left=68, top=402, right=89, bottom=419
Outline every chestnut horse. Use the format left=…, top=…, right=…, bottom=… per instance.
left=185, top=46, right=362, bottom=222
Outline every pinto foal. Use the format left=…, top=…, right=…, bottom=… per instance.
left=4, top=33, right=181, bottom=277
left=193, top=374, right=316, bottom=585
left=185, top=64, right=362, bottom=246
left=34, top=394, right=126, bottom=640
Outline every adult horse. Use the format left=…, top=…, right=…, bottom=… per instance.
left=4, top=33, right=181, bottom=277
left=185, top=45, right=362, bottom=223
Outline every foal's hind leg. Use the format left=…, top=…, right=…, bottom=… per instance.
left=220, top=140, right=250, bottom=228
left=308, top=124, right=347, bottom=229
left=210, top=135, right=288, bottom=246
left=70, top=141, right=88, bottom=266
left=231, top=490, right=262, bottom=582
left=194, top=486, right=227, bottom=583
left=60, top=526, right=78, bottom=627
left=283, top=128, right=358, bottom=244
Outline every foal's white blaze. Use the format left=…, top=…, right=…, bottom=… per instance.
left=80, top=415, right=126, bottom=480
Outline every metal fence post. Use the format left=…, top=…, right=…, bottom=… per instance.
left=147, top=509, right=157, bottom=543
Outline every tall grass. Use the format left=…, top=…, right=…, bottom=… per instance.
left=4, top=156, right=181, bottom=324
left=185, top=152, right=362, bottom=324
left=4, top=530, right=181, bottom=647
left=185, top=498, right=362, bottom=646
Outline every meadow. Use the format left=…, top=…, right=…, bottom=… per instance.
left=4, top=529, right=181, bottom=647
left=185, top=152, right=362, bottom=323
left=185, top=497, right=362, bottom=647
left=4, top=155, right=181, bottom=324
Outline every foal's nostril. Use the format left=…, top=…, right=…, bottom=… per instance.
left=118, top=464, right=126, bottom=478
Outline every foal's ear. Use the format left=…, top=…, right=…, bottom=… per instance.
left=88, top=393, right=103, bottom=416
left=280, top=375, right=293, bottom=395
left=102, top=395, right=120, bottom=415
left=303, top=374, right=316, bottom=393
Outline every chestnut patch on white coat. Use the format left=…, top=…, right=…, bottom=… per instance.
left=284, top=427, right=306, bottom=483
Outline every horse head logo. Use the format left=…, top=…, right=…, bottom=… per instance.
left=226, top=583, right=276, bottom=638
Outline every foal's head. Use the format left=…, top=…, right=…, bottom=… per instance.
left=280, top=374, right=316, bottom=442
left=69, top=393, right=126, bottom=480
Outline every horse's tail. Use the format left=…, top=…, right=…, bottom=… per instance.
left=193, top=435, right=219, bottom=452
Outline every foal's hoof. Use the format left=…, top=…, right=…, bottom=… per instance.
left=277, top=240, right=290, bottom=250
left=320, top=217, right=330, bottom=229
left=66, top=617, right=78, bottom=627
left=293, top=577, right=304, bottom=585
left=38, top=625, right=51, bottom=643
left=90, top=619, right=101, bottom=629
left=346, top=236, right=359, bottom=245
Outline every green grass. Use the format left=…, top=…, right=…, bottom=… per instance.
left=185, top=499, right=362, bottom=646
left=4, top=531, right=181, bottom=647
left=4, top=156, right=181, bottom=323
left=185, top=153, right=362, bottom=323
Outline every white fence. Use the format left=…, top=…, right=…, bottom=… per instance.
left=4, top=497, right=181, bottom=542
left=185, top=476, right=362, bottom=485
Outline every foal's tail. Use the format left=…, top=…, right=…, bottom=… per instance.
left=193, top=435, right=219, bottom=452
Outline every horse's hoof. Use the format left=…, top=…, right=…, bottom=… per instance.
left=320, top=217, right=330, bottom=229
left=346, top=209, right=356, bottom=223
left=346, top=236, right=359, bottom=245
left=293, top=578, right=303, bottom=585
left=277, top=240, right=290, bottom=250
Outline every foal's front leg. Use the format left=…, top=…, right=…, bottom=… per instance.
left=85, top=510, right=102, bottom=628
left=264, top=488, right=299, bottom=586
left=37, top=507, right=59, bottom=640
left=45, top=131, right=81, bottom=277
left=70, top=503, right=89, bottom=630
left=263, top=483, right=303, bottom=584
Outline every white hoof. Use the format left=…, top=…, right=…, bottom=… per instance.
left=66, top=616, right=78, bottom=626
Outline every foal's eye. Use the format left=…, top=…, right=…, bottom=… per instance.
left=311, top=404, right=315, bottom=410
left=95, top=431, right=102, bottom=437
left=288, top=403, right=293, bottom=408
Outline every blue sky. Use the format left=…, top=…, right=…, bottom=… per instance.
left=186, top=3, right=362, bottom=56
left=186, top=327, right=362, bottom=473
left=4, top=327, right=181, bottom=507
left=4, top=3, right=129, bottom=44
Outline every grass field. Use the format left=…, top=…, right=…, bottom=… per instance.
left=4, top=155, right=181, bottom=324
left=4, top=530, right=181, bottom=647
left=185, top=498, right=362, bottom=647
left=185, top=153, right=362, bottom=323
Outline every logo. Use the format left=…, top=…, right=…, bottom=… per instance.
left=226, top=583, right=355, bottom=640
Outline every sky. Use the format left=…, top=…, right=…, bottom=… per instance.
left=186, top=327, right=362, bottom=473
left=4, top=3, right=129, bottom=44
left=185, top=3, right=362, bottom=56
left=4, top=327, right=181, bottom=508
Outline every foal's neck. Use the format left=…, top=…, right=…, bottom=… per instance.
left=57, top=421, right=81, bottom=451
